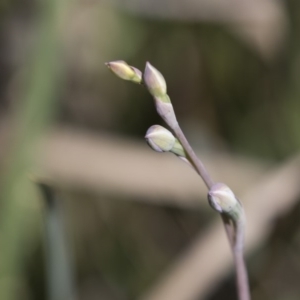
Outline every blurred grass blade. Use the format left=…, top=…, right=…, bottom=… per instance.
left=0, top=0, right=68, bottom=299
left=39, top=184, right=76, bottom=300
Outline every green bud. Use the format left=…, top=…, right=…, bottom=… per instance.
left=171, top=139, right=186, bottom=157
left=143, top=62, right=167, bottom=97
left=208, top=183, right=240, bottom=215
left=145, top=125, right=175, bottom=152
left=145, top=125, right=188, bottom=157
left=145, top=125, right=194, bottom=170
left=105, top=60, right=142, bottom=83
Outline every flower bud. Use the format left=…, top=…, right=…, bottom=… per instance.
left=171, top=139, right=186, bottom=157
left=145, top=125, right=175, bottom=152
left=143, top=62, right=167, bottom=98
left=208, top=183, right=239, bottom=214
left=105, top=60, right=142, bottom=83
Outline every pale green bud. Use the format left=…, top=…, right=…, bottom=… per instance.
left=105, top=60, right=142, bottom=83
left=145, top=125, right=188, bottom=158
left=208, top=183, right=239, bottom=214
left=171, top=139, right=186, bottom=157
left=145, top=125, right=175, bottom=152
left=145, top=125, right=194, bottom=170
left=143, top=62, right=167, bottom=97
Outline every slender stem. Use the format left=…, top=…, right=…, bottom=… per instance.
left=142, top=69, right=251, bottom=298
left=173, top=124, right=214, bottom=189
left=221, top=214, right=235, bottom=249
left=222, top=213, right=250, bottom=300
left=171, top=122, right=250, bottom=300
left=234, top=251, right=250, bottom=300
left=233, top=217, right=250, bottom=300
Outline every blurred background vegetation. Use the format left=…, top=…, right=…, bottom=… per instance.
left=1, top=0, right=300, bottom=299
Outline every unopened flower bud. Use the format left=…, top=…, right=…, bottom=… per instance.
left=208, top=183, right=239, bottom=214
left=145, top=125, right=194, bottom=169
left=105, top=60, right=142, bottom=83
left=143, top=62, right=167, bottom=98
left=145, top=125, right=175, bottom=152
left=171, top=139, right=186, bottom=157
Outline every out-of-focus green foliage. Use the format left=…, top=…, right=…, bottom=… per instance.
left=0, top=0, right=67, bottom=299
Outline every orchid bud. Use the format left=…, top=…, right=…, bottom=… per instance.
left=171, top=139, right=186, bottom=157
left=145, top=125, right=175, bottom=152
left=145, top=125, right=195, bottom=171
left=208, top=183, right=240, bottom=215
left=143, top=62, right=167, bottom=98
left=105, top=60, right=142, bottom=83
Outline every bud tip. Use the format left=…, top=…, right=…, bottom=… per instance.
left=143, top=62, right=167, bottom=97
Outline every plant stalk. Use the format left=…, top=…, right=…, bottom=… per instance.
left=172, top=123, right=251, bottom=300
left=173, top=124, right=214, bottom=189
left=233, top=217, right=250, bottom=300
left=106, top=59, right=251, bottom=300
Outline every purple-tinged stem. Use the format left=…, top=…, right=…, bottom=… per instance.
left=171, top=123, right=250, bottom=300
left=173, top=124, right=214, bottom=189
